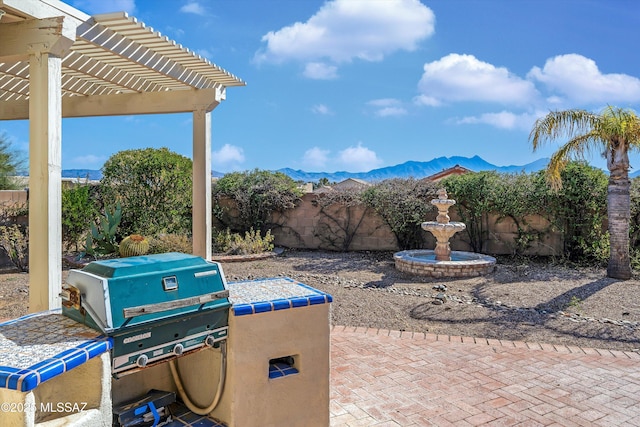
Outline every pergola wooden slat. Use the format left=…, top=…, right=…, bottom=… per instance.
left=0, top=0, right=245, bottom=313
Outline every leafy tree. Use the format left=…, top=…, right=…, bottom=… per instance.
left=442, top=171, right=500, bottom=252
left=99, top=147, right=193, bottom=238
left=212, top=169, right=302, bottom=233
left=0, top=133, right=25, bottom=190
left=362, top=178, right=438, bottom=249
left=61, top=183, right=99, bottom=251
left=530, top=106, right=640, bottom=279
left=549, top=162, right=608, bottom=263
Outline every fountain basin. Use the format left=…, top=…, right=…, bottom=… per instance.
left=393, top=250, right=496, bottom=278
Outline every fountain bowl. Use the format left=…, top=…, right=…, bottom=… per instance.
left=393, top=249, right=496, bottom=278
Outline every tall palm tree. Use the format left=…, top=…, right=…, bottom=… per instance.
left=530, top=106, right=640, bottom=279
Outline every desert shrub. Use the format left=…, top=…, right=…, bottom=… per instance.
left=442, top=171, right=501, bottom=253
left=0, top=133, right=26, bottom=190
left=627, top=177, right=640, bottom=270
left=148, top=234, right=193, bottom=254
left=62, top=183, right=99, bottom=251
left=99, top=147, right=192, bottom=238
left=362, top=178, right=439, bottom=249
left=212, top=169, right=301, bottom=233
left=443, top=162, right=609, bottom=263
left=0, top=224, right=28, bottom=271
left=313, top=187, right=369, bottom=251
left=213, top=228, right=274, bottom=255
left=548, top=162, right=608, bottom=264
left=444, top=171, right=554, bottom=255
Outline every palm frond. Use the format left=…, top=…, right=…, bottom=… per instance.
left=529, top=109, right=598, bottom=151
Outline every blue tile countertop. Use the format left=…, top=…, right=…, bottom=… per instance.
left=228, top=277, right=333, bottom=316
left=0, top=310, right=112, bottom=392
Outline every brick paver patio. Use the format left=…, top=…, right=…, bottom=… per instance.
left=330, top=326, right=640, bottom=426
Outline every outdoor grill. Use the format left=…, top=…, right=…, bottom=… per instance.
left=61, top=253, right=230, bottom=377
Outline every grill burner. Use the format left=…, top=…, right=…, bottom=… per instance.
left=61, top=253, right=230, bottom=376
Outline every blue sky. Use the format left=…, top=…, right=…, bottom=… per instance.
left=3, top=0, right=640, bottom=174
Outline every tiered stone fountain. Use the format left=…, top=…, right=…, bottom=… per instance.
left=394, top=189, right=496, bottom=278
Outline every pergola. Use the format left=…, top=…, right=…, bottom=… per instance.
left=0, top=0, right=245, bottom=313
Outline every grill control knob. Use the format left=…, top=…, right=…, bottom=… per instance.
left=205, top=335, right=216, bottom=347
left=136, top=354, right=148, bottom=368
left=173, top=344, right=184, bottom=356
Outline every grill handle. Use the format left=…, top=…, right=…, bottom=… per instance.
left=122, top=290, right=229, bottom=319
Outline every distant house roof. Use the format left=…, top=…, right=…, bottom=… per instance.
left=332, top=178, right=371, bottom=190
left=424, top=165, right=472, bottom=182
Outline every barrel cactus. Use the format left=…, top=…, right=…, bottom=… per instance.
left=119, top=234, right=150, bottom=257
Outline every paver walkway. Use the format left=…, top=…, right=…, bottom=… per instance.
left=330, top=326, right=640, bottom=426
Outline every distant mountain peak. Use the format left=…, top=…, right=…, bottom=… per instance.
left=277, top=155, right=549, bottom=182
left=61, top=156, right=550, bottom=183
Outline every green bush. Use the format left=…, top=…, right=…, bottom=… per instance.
left=362, top=178, right=439, bottom=249
left=0, top=224, right=28, bottom=271
left=148, top=234, right=193, bottom=254
left=99, top=148, right=193, bottom=238
left=550, top=162, right=608, bottom=264
left=0, top=133, right=26, bottom=190
left=442, top=161, right=609, bottom=263
left=62, top=184, right=99, bottom=251
left=213, top=228, right=274, bottom=255
left=212, top=169, right=301, bottom=233
left=442, top=171, right=501, bottom=253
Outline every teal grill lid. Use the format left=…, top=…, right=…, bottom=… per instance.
left=82, top=252, right=206, bottom=278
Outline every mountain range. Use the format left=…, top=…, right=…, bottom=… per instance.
left=60, top=156, right=550, bottom=182
left=61, top=155, right=640, bottom=182
left=277, top=155, right=550, bottom=182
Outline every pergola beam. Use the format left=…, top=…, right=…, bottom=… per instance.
left=0, top=87, right=224, bottom=120
left=0, top=17, right=75, bottom=62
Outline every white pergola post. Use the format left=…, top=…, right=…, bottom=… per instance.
left=192, top=108, right=212, bottom=259
left=28, top=49, right=63, bottom=312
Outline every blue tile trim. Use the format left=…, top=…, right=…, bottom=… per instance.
left=229, top=277, right=333, bottom=317
left=0, top=310, right=113, bottom=391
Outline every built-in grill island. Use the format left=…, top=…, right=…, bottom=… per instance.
left=61, top=253, right=231, bottom=377
left=0, top=252, right=332, bottom=426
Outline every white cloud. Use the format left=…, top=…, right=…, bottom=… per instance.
left=311, top=104, right=333, bottom=115
left=303, top=62, right=338, bottom=80
left=527, top=54, right=640, bottom=105
left=338, top=142, right=382, bottom=172
left=73, top=0, right=135, bottom=14
left=367, top=99, right=407, bottom=117
left=255, top=0, right=434, bottom=77
left=212, top=144, right=245, bottom=170
left=375, top=107, right=407, bottom=117
left=456, top=111, right=541, bottom=131
left=180, top=1, right=206, bottom=15
left=303, top=147, right=330, bottom=169
left=417, top=54, right=539, bottom=106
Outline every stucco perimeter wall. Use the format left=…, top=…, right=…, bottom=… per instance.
left=265, top=194, right=564, bottom=256
left=270, top=193, right=398, bottom=251
left=0, top=190, right=27, bottom=207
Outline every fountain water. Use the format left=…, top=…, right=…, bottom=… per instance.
left=394, top=189, right=496, bottom=278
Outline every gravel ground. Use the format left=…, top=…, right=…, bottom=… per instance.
left=1, top=250, right=639, bottom=352
left=220, top=250, right=640, bottom=352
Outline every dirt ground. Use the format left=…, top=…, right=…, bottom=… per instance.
left=2, top=250, right=639, bottom=352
